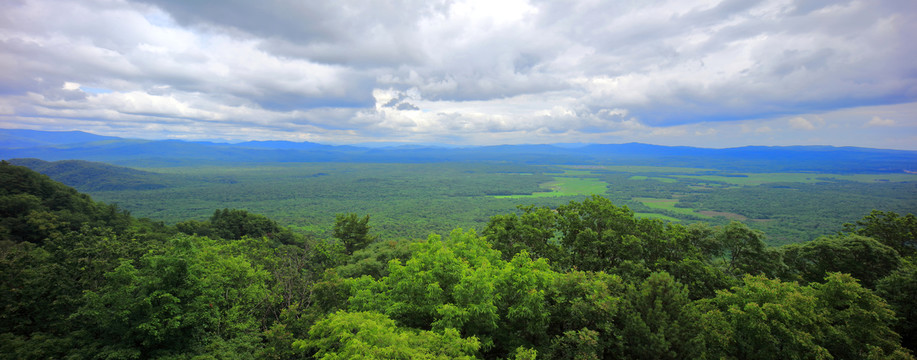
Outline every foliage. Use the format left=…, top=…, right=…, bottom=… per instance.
left=345, top=229, right=556, bottom=358
left=335, top=238, right=420, bottom=279
left=781, top=233, right=901, bottom=288
left=0, top=160, right=132, bottom=243
left=7, top=158, right=170, bottom=191
left=556, top=195, right=642, bottom=272
left=28, top=161, right=913, bottom=244
left=2, top=163, right=916, bottom=359
left=295, top=310, right=480, bottom=359
left=843, top=210, right=917, bottom=257
left=620, top=271, right=700, bottom=359
left=716, top=221, right=784, bottom=277
left=876, top=262, right=917, bottom=352
left=177, top=208, right=300, bottom=245
left=812, top=273, right=908, bottom=359
left=695, top=274, right=913, bottom=360
left=675, top=180, right=917, bottom=245
left=333, top=212, right=377, bottom=255
left=545, top=270, right=625, bottom=359
left=72, top=235, right=270, bottom=358
left=483, top=204, right=561, bottom=263
left=547, top=196, right=733, bottom=298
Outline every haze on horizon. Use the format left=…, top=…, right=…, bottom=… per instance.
left=1, top=0, right=915, bottom=150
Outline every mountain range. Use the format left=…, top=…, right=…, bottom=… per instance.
left=2, top=129, right=915, bottom=173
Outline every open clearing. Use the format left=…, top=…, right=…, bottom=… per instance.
left=633, top=197, right=713, bottom=218
left=635, top=212, right=682, bottom=222
left=495, top=171, right=607, bottom=199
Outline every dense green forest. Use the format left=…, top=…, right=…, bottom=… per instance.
left=9, top=159, right=917, bottom=246
left=2, top=160, right=916, bottom=359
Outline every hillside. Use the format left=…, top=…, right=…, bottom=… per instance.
left=7, top=158, right=171, bottom=191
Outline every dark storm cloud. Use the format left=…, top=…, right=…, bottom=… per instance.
left=133, top=0, right=437, bottom=67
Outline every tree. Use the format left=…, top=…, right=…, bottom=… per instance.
left=73, top=236, right=270, bottom=358
left=556, top=195, right=640, bottom=272
left=546, top=270, right=626, bottom=359
left=549, top=328, right=602, bottom=360
left=294, top=310, right=479, bottom=359
left=336, top=238, right=419, bottom=279
left=716, top=221, right=784, bottom=277
left=332, top=213, right=376, bottom=255
left=843, top=210, right=916, bottom=258
left=209, top=208, right=291, bottom=242
left=781, top=234, right=901, bottom=288
left=494, top=250, right=556, bottom=354
left=621, top=271, right=700, bottom=359
left=483, top=205, right=561, bottom=263
left=0, top=240, right=74, bottom=357
left=0, top=161, right=132, bottom=244
left=695, top=275, right=832, bottom=359
left=876, top=262, right=917, bottom=352
left=695, top=274, right=913, bottom=360
left=345, top=229, right=557, bottom=358
left=812, top=273, right=911, bottom=359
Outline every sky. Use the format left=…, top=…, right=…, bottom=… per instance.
left=1, top=0, right=916, bottom=149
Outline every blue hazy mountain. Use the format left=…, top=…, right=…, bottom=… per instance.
left=2, top=129, right=915, bottom=173
left=0, top=129, right=119, bottom=148
left=6, top=158, right=171, bottom=191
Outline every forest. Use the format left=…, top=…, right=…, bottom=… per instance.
left=2, top=160, right=916, bottom=359
left=8, top=158, right=916, bottom=246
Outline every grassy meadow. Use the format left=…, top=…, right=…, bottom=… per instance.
left=494, top=170, right=608, bottom=198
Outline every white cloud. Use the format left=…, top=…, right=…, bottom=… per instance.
left=789, top=117, right=817, bottom=130
left=865, top=116, right=896, bottom=127
left=695, top=128, right=718, bottom=136
left=0, top=0, right=915, bottom=148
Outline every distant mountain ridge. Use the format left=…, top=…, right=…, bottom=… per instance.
left=2, top=129, right=915, bottom=173
left=0, top=129, right=120, bottom=148
left=6, top=158, right=171, bottom=191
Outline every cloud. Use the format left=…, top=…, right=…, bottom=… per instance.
left=788, top=117, right=815, bottom=130
left=695, top=128, right=718, bottom=136
left=788, top=116, right=826, bottom=130
left=0, top=0, right=915, bottom=148
left=865, top=116, right=896, bottom=127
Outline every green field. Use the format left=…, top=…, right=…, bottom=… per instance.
left=633, top=197, right=713, bottom=219
left=494, top=171, right=608, bottom=199
left=635, top=212, right=683, bottom=222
